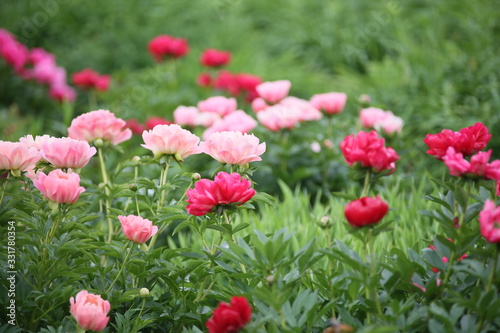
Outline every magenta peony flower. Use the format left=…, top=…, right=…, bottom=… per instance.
left=141, top=124, right=202, bottom=161
left=148, top=35, right=189, bottom=62
left=310, top=92, right=347, bottom=115
left=70, top=290, right=110, bottom=332
left=200, top=48, right=232, bottom=67
left=478, top=200, right=500, bottom=243
left=49, top=83, right=77, bottom=103
left=118, top=215, right=158, bottom=244
left=200, top=131, right=265, bottom=166
left=198, top=96, right=238, bottom=117
left=344, top=195, right=389, bottom=228
left=442, top=147, right=500, bottom=180
left=0, top=141, right=40, bottom=173
left=202, top=111, right=258, bottom=140
left=206, top=296, right=252, bottom=333
left=173, top=106, right=200, bottom=127
left=256, top=80, right=291, bottom=104
left=33, top=169, right=85, bottom=204
left=68, top=109, right=132, bottom=145
left=72, top=68, right=111, bottom=92
left=186, top=172, right=256, bottom=216
left=340, top=130, right=399, bottom=173
left=40, top=137, right=96, bottom=169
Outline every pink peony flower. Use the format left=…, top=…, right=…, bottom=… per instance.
left=202, top=111, right=258, bottom=140
left=118, top=215, right=158, bottom=244
left=0, top=141, right=40, bottom=172
left=40, top=137, right=97, bottom=169
left=256, top=104, right=301, bottom=131
left=279, top=96, right=322, bottom=122
left=33, top=169, right=85, bottom=204
left=195, top=112, right=222, bottom=128
left=141, top=124, right=202, bottom=161
left=198, top=96, right=237, bottom=117
left=68, top=109, right=132, bottom=145
left=478, top=199, right=500, bottom=243
left=251, top=97, right=268, bottom=113
left=19, top=135, right=53, bottom=150
left=70, top=290, right=110, bottom=332
left=49, top=83, right=77, bottom=103
left=340, top=130, right=399, bottom=173
left=374, top=112, right=404, bottom=134
left=200, top=131, right=266, bottom=166
left=206, top=296, right=252, bottom=333
left=344, top=195, right=389, bottom=228
left=442, top=147, right=500, bottom=180
left=148, top=35, right=189, bottom=62
left=200, top=48, right=231, bottom=67
left=360, top=107, right=388, bottom=128
left=256, top=80, right=291, bottom=104
left=173, top=106, right=200, bottom=127
left=186, top=172, right=256, bottom=216
left=310, top=92, right=347, bottom=115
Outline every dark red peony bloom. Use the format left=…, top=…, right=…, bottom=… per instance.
left=186, top=172, right=255, bottom=216
left=200, top=48, right=231, bottom=67
left=206, top=296, right=252, bottom=333
left=344, top=195, right=389, bottom=228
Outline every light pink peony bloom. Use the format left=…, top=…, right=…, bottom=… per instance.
left=19, top=135, right=53, bottom=150
left=141, top=124, right=202, bottom=161
left=251, top=97, right=268, bottom=113
left=374, top=112, right=404, bottom=134
left=200, top=131, right=266, bottom=166
left=256, top=80, right=291, bottom=104
left=194, top=112, right=222, bottom=128
left=197, top=96, right=237, bottom=117
left=359, top=107, right=389, bottom=128
left=478, top=200, right=500, bottom=243
left=40, top=137, right=97, bottom=169
left=310, top=92, right=347, bottom=115
left=68, top=109, right=132, bottom=145
left=186, top=172, right=256, bottom=216
left=442, top=147, right=500, bottom=180
left=70, top=290, right=110, bottom=332
left=33, top=169, right=85, bottom=204
left=279, top=96, right=322, bottom=122
left=202, top=111, right=258, bottom=140
left=0, top=141, right=40, bottom=172
left=173, top=106, right=200, bottom=127
left=256, top=104, right=301, bottom=131
left=118, top=215, right=158, bottom=244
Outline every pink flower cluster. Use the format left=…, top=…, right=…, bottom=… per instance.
left=478, top=199, right=500, bottom=243
left=0, top=29, right=76, bottom=102
left=340, top=130, right=399, bottom=173
left=70, top=290, right=110, bottom=332
left=186, top=172, right=256, bottom=216
left=148, top=35, right=189, bottom=62
left=72, top=68, right=111, bottom=92
left=424, top=123, right=500, bottom=180
left=197, top=70, right=262, bottom=102
left=360, top=107, right=404, bottom=135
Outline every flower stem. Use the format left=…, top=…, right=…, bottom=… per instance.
left=0, top=172, right=10, bottom=204
left=475, top=246, right=499, bottom=333
left=98, top=147, right=114, bottom=243
left=131, top=298, right=147, bottom=333
left=361, top=170, right=371, bottom=197
left=106, top=241, right=133, bottom=294
left=368, top=228, right=383, bottom=319
left=157, top=160, right=170, bottom=214
left=62, top=100, right=74, bottom=127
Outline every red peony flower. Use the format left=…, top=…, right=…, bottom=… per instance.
left=197, top=72, right=213, bottom=87
left=186, top=172, right=255, bottom=216
left=344, top=195, right=389, bottom=228
left=72, top=68, right=111, bottom=92
left=145, top=116, right=172, bottom=130
left=148, top=35, right=189, bottom=62
left=200, top=48, right=231, bottom=67
left=206, top=296, right=252, bottom=333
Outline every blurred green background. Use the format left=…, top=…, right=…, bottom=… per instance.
left=1, top=0, right=499, bottom=193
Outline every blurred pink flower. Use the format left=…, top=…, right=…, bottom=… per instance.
left=359, top=107, right=389, bottom=128
left=125, top=119, right=147, bottom=135
left=256, top=80, right=291, bottom=104
left=195, top=112, right=222, bottom=128
left=200, top=48, right=231, bottom=67
left=251, top=97, right=268, bottom=113
left=145, top=116, right=172, bottom=130
left=70, top=290, right=110, bottom=332
left=340, top=130, right=399, bottom=173
left=442, top=147, right=500, bottom=180
left=200, top=131, right=265, bottom=165
left=197, top=72, right=213, bottom=87
left=72, top=68, right=111, bottom=92
left=49, top=83, right=76, bottom=103
left=478, top=199, right=500, bottom=243
left=0, top=141, right=40, bottom=173
left=0, top=31, right=29, bottom=73
left=118, top=215, right=158, bottom=244
left=374, top=112, right=404, bottom=134
left=40, top=137, right=96, bottom=169
left=256, top=104, right=301, bottom=131
left=279, top=96, right=322, bottom=122
left=68, top=109, right=132, bottom=145
left=198, top=96, right=237, bottom=117
left=310, top=92, right=347, bottom=115
left=186, top=172, right=256, bottom=216
left=141, top=124, right=202, bottom=161
left=33, top=169, right=85, bottom=204
left=19, top=134, right=53, bottom=150
left=174, top=106, right=200, bottom=127
left=202, top=111, right=257, bottom=140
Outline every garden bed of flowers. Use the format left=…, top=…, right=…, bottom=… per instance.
left=1, top=1, right=500, bottom=332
